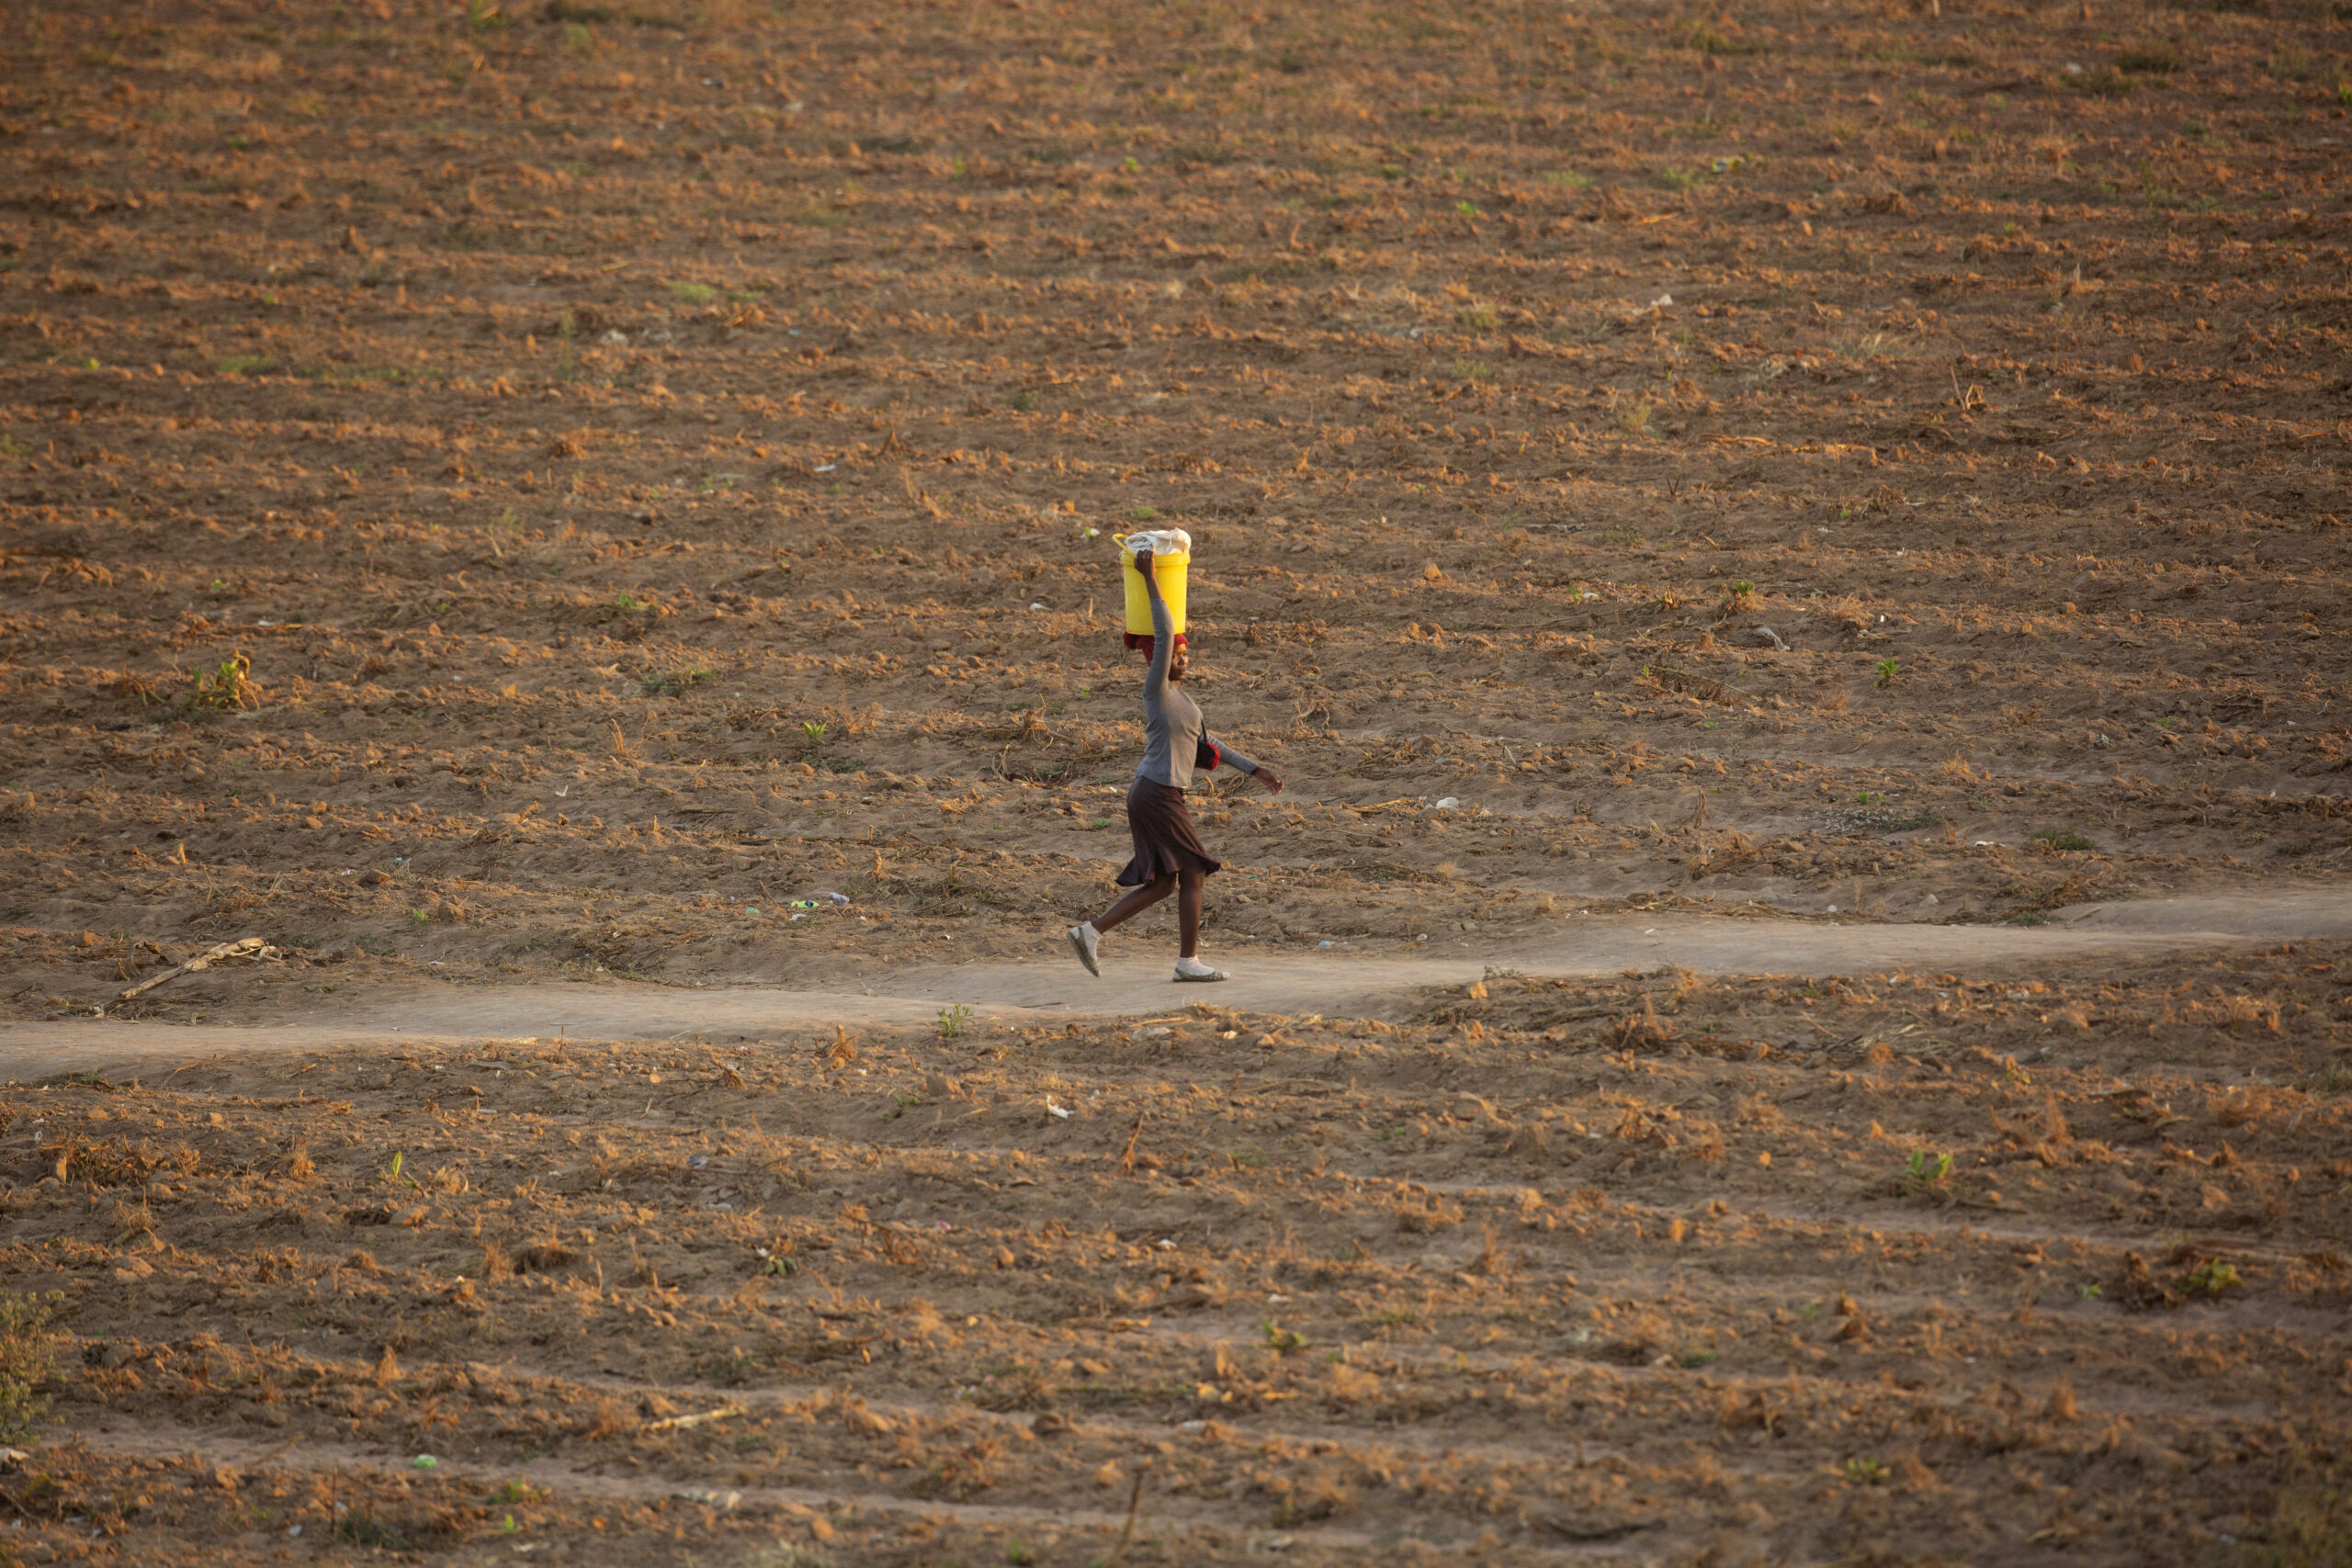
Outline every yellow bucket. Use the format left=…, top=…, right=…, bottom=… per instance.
left=1119, top=528, right=1191, bottom=642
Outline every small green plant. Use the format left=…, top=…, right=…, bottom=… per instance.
left=214, top=352, right=276, bottom=375
left=669, top=281, right=718, bottom=306
left=1897, top=1149, right=1953, bottom=1196
left=1261, top=1320, right=1308, bottom=1355
left=2183, top=1258, right=2241, bottom=1297
left=1873, top=658, right=1901, bottom=689
left=800, top=719, right=828, bottom=761
left=1380, top=1124, right=1409, bottom=1141
left=485, top=1481, right=538, bottom=1506
left=936, top=1002, right=972, bottom=1039
left=1724, top=579, right=1757, bottom=611
left=1845, top=1456, right=1888, bottom=1485
left=187, top=654, right=254, bottom=711
left=465, top=0, right=509, bottom=30
left=612, top=589, right=643, bottom=615
left=0, top=1292, right=62, bottom=1441
left=2033, top=828, right=2095, bottom=852
left=1856, top=790, right=1879, bottom=806
left=1454, top=304, right=1498, bottom=332
left=410, top=908, right=430, bottom=924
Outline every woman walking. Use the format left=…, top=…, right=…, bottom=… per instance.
left=1067, top=539, right=1282, bottom=982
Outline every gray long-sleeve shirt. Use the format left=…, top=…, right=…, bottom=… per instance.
left=1136, top=588, right=1259, bottom=790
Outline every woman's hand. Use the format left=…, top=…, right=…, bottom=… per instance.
left=1132, top=545, right=1164, bottom=598
left=1255, top=767, right=1284, bottom=795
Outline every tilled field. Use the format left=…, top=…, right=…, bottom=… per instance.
left=1, top=0, right=2350, bottom=1561
left=5, top=940, right=2352, bottom=1564
left=0, top=0, right=2346, bottom=1006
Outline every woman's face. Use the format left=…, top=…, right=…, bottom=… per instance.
left=1169, top=643, right=1190, bottom=682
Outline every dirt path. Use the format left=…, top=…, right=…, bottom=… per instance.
left=2, top=891, right=2341, bottom=1081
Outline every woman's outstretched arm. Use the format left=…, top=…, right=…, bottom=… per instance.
left=1207, top=734, right=1283, bottom=794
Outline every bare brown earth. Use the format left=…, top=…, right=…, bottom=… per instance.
left=6, top=939, right=2352, bottom=1568
left=0, top=0, right=2348, bottom=1561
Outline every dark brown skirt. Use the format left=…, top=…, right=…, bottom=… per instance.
left=1115, top=777, right=1221, bottom=886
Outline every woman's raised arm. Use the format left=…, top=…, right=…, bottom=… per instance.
left=1135, top=546, right=1174, bottom=694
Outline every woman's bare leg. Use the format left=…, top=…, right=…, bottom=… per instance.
left=1177, top=868, right=1204, bottom=958
left=1092, top=875, right=1174, bottom=935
